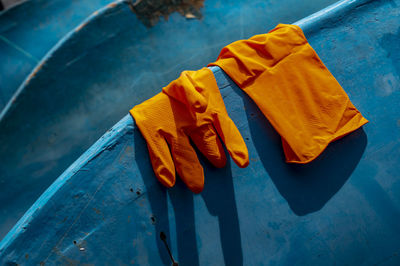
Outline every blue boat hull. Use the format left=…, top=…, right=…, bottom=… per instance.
left=0, top=0, right=337, bottom=240
left=0, top=0, right=113, bottom=110
left=1, top=0, right=400, bottom=264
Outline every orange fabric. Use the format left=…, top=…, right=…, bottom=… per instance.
left=130, top=68, right=249, bottom=193
left=209, top=24, right=368, bottom=163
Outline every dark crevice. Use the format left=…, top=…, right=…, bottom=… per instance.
left=160, top=231, right=179, bottom=265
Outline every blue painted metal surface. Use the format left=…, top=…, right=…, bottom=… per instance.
left=0, top=0, right=113, bottom=110
left=1, top=0, right=400, bottom=264
left=0, top=0, right=338, bottom=240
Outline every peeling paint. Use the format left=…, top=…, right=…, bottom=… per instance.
left=126, top=0, right=205, bottom=27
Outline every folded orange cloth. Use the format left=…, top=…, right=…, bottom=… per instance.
left=130, top=68, right=248, bottom=193
left=209, top=24, right=368, bottom=163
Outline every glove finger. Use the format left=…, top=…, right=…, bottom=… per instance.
left=144, top=132, right=177, bottom=188
left=213, top=115, right=249, bottom=168
left=190, top=124, right=227, bottom=168
left=169, top=134, right=205, bottom=193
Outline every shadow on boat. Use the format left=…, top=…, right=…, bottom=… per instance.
left=228, top=72, right=368, bottom=216
left=134, top=128, right=244, bottom=265
left=133, top=64, right=368, bottom=263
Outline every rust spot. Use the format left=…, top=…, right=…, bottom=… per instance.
left=25, top=61, right=45, bottom=84
left=107, top=2, right=118, bottom=8
left=93, top=207, right=102, bottom=215
left=25, top=254, right=29, bottom=259
left=75, top=21, right=89, bottom=32
left=127, top=0, right=205, bottom=27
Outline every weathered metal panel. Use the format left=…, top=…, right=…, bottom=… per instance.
left=0, top=0, right=338, bottom=240
left=1, top=0, right=400, bottom=264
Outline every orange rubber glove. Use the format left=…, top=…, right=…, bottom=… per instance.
left=209, top=24, right=368, bottom=163
left=130, top=67, right=249, bottom=193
